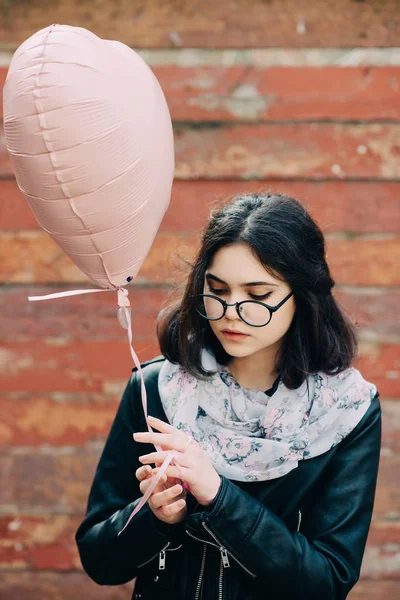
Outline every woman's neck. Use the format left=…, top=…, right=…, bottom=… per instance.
left=227, top=349, right=279, bottom=391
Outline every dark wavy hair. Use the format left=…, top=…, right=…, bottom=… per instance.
left=157, top=193, right=358, bottom=389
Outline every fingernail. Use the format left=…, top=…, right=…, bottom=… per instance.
left=147, top=415, right=156, bottom=422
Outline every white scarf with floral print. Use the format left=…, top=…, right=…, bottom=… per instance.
left=158, top=349, right=378, bottom=482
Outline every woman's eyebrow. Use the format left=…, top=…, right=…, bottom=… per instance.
left=205, top=273, right=279, bottom=287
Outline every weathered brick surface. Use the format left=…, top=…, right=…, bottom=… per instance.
left=0, top=515, right=81, bottom=570
left=4, top=65, right=398, bottom=122
left=381, top=401, right=400, bottom=454
left=0, top=447, right=102, bottom=512
left=0, top=393, right=122, bottom=448
left=350, top=581, right=400, bottom=599
left=153, top=65, right=400, bottom=122
left=1, top=230, right=399, bottom=286
left=172, top=123, right=400, bottom=179
left=0, top=0, right=399, bottom=48
left=2, top=179, right=400, bottom=234
left=0, top=285, right=168, bottom=339
left=361, top=522, right=400, bottom=580
left=0, top=339, right=159, bottom=393
left=2, top=122, right=400, bottom=180
left=356, top=343, right=400, bottom=398
left=0, top=1, right=398, bottom=590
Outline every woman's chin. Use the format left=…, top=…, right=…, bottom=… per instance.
left=218, top=339, right=255, bottom=358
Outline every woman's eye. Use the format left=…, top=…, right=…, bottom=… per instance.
left=250, top=292, right=273, bottom=300
left=209, top=288, right=227, bottom=295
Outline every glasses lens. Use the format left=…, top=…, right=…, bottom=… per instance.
left=239, top=302, right=272, bottom=326
left=196, top=295, right=225, bottom=320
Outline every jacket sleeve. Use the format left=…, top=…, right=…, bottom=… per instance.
left=75, top=370, right=184, bottom=586
left=186, top=393, right=382, bottom=599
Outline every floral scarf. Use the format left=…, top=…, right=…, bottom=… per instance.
left=158, top=349, right=377, bottom=482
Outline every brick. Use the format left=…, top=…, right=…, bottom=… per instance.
left=326, top=236, right=400, bottom=287
left=334, top=288, right=400, bottom=342
left=0, top=515, right=81, bottom=570
left=172, top=123, right=400, bottom=179
left=2, top=123, right=400, bottom=180
left=0, top=230, right=196, bottom=285
left=153, top=65, right=400, bottom=122
left=381, top=401, right=400, bottom=455
left=1, top=230, right=399, bottom=287
left=0, top=180, right=38, bottom=231
left=0, top=447, right=102, bottom=512
left=361, top=522, right=400, bottom=580
left=349, top=581, right=400, bottom=600
left=2, top=179, right=400, bottom=234
left=4, top=65, right=398, bottom=122
left=0, top=393, right=122, bottom=448
left=0, top=449, right=398, bottom=517
left=0, top=66, right=6, bottom=120
left=373, top=456, right=400, bottom=523
left=0, top=572, right=133, bottom=600
left=0, top=285, right=169, bottom=339
left=357, top=343, right=400, bottom=399
left=0, top=339, right=160, bottom=393
left=0, top=0, right=399, bottom=48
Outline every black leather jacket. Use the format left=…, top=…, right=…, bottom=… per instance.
left=75, top=357, right=382, bottom=600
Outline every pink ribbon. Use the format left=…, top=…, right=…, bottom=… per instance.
left=29, top=286, right=179, bottom=535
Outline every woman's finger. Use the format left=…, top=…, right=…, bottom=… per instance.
left=135, top=465, right=152, bottom=481
left=150, top=483, right=183, bottom=509
left=139, top=472, right=167, bottom=495
left=159, top=498, right=186, bottom=517
left=139, top=450, right=190, bottom=467
left=134, top=432, right=187, bottom=452
left=160, top=464, right=191, bottom=482
left=146, top=416, right=186, bottom=437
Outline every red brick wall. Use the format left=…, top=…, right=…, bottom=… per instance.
left=0, top=2, right=399, bottom=598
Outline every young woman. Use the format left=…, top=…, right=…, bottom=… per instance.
left=76, top=193, right=381, bottom=600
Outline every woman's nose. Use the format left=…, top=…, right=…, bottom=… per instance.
left=225, top=302, right=240, bottom=320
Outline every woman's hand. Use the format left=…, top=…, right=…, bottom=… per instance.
left=136, top=464, right=187, bottom=524
left=134, top=416, right=221, bottom=506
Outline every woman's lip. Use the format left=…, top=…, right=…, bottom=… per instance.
left=221, top=330, right=249, bottom=337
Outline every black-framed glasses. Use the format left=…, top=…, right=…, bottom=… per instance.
left=193, top=291, right=294, bottom=327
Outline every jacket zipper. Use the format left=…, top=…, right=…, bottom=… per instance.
left=297, top=510, right=302, bottom=532
left=159, top=543, right=183, bottom=570
left=202, top=522, right=257, bottom=578
left=137, top=541, right=170, bottom=569
left=186, top=529, right=223, bottom=599
left=194, top=543, right=207, bottom=600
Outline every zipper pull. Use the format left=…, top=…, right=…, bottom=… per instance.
left=159, top=550, right=166, bottom=570
left=220, top=547, right=230, bottom=568
left=297, top=510, right=302, bottom=532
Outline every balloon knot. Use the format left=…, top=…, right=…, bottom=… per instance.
left=117, top=287, right=130, bottom=308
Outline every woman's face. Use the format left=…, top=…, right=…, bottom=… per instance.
left=203, top=243, right=296, bottom=360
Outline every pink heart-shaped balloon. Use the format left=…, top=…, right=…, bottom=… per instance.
left=3, top=23, right=175, bottom=288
